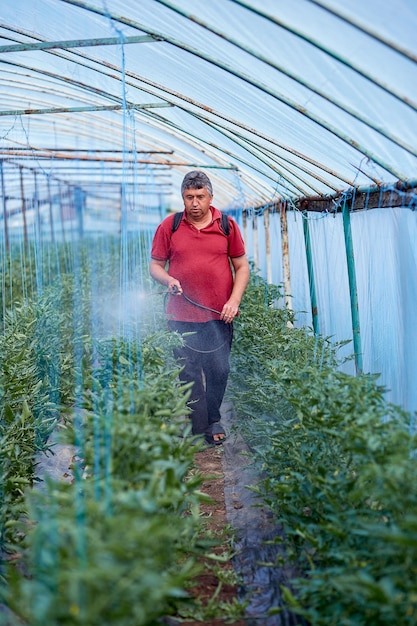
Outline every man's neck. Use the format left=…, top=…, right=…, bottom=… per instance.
left=186, top=207, right=213, bottom=229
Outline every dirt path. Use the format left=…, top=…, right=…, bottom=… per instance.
left=179, top=445, right=247, bottom=625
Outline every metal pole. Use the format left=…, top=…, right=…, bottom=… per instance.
left=47, top=177, right=55, bottom=244
left=302, top=211, right=319, bottom=335
left=263, top=208, right=272, bottom=284
left=0, top=34, right=160, bottom=54
left=74, top=187, right=85, bottom=239
left=0, top=102, right=173, bottom=116
left=33, top=171, right=42, bottom=244
left=280, top=202, right=293, bottom=312
left=242, top=210, right=247, bottom=246
left=342, top=199, right=363, bottom=374
left=0, top=160, right=9, bottom=251
left=253, top=214, right=259, bottom=270
left=19, top=166, right=28, bottom=248
left=59, top=183, right=66, bottom=244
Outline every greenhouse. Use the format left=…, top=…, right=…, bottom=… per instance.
left=1, top=1, right=417, bottom=625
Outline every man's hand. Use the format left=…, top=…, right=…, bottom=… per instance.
left=220, top=299, right=239, bottom=323
left=168, top=280, right=182, bottom=295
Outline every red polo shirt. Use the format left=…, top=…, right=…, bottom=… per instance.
left=151, top=206, right=246, bottom=322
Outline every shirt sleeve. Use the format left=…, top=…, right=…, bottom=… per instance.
left=150, top=215, right=174, bottom=260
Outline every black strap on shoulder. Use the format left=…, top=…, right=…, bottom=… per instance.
left=172, top=211, right=183, bottom=233
left=172, top=211, right=230, bottom=235
left=220, top=213, right=230, bottom=236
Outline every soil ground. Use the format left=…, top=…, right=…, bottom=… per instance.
left=180, top=445, right=247, bottom=625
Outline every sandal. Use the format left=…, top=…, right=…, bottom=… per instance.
left=206, top=422, right=226, bottom=446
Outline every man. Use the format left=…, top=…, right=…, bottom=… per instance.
left=149, top=170, right=250, bottom=445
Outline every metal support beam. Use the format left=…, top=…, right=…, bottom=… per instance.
left=0, top=160, right=9, bottom=251
left=302, top=212, right=319, bottom=335
left=263, top=208, right=272, bottom=284
left=5, top=148, right=174, bottom=154
left=59, top=183, right=66, bottom=244
left=74, top=187, right=86, bottom=239
left=242, top=211, right=247, bottom=247
left=0, top=153, right=236, bottom=167
left=252, top=180, right=417, bottom=215
left=33, top=170, right=42, bottom=245
left=252, top=215, right=259, bottom=270
left=0, top=103, right=173, bottom=117
left=60, top=0, right=409, bottom=181
left=342, top=199, right=363, bottom=375
left=298, top=182, right=417, bottom=213
left=280, top=202, right=293, bottom=312
left=0, top=35, right=161, bottom=54
left=19, top=165, right=28, bottom=248
left=47, top=177, right=55, bottom=244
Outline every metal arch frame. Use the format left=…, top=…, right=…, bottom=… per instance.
left=0, top=35, right=161, bottom=53
left=155, top=0, right=417, bottom=161
left=2, top=21, right=413, bottom=177
left=1, top=20, right=412, bottom=203
left=0, top=57, right=310, bottom=201
left=0, top=24, right=371, bottom=194
left=187, top=115, right=324, bottom=197
left=229, top=0, right=417, bottom=112
left=50, top=30, right=362, bottom=189
left=308, top=0, right=417, bottom=64
left=0, top=56, right=405, bottom=194
left=0, top=103, right=173, bottom=116
left=58, top=0, right=408, bottom=180
left=0, top=57, right=279, bottom=202
left=138, top=108, right=280, bottom=200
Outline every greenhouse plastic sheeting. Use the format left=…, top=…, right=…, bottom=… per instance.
left=1, top=0, right=417, bottom=209
left=245, top=206, right=417, bottom=415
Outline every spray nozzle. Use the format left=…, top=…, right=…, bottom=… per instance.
left=171, top=284, right=179, bottom=294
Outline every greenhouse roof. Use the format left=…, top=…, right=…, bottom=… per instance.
left=1, top=0, right=417, bottom=210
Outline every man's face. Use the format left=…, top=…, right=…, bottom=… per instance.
left=182, top=186, right=212, bottom=222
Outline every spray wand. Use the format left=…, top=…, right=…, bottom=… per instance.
left=169, top=284, right=222, bottom=316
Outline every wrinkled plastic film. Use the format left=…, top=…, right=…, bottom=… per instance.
left=221, top=401, right=307, bottom=626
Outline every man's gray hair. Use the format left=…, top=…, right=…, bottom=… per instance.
left=181, top=170, right=213, bottom=196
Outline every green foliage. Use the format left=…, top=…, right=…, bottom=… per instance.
left=0, top=237, right=144, bottom=552
left=64, top=332, right=196, bottom=503
left=0, top=401, right=38, bottom=551
left=3, top=480, right=202, bottom=626
left=230, top=271, right=417, bottom=626
left=0, top=240, right=242, bottom=624
left=0, top=282, right=78, bottom=550
left=1, top=281, right=77, bottom=427
left=1, top=331, right=239, bottom=625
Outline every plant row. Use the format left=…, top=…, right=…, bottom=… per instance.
left=2, top=327, right=215, bottom=625
left=229, top=272, right=417, bottom=626
left=0, top=239, right=242, bottom=625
